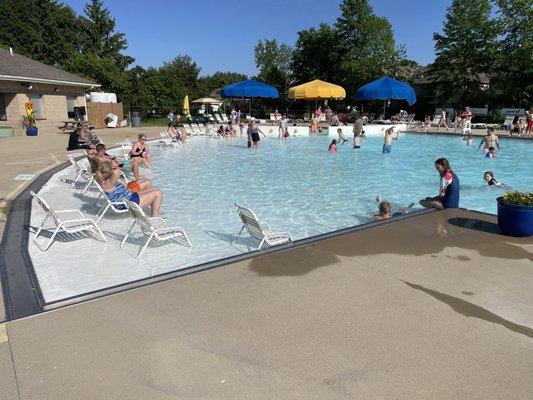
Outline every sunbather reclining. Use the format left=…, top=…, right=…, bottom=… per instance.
left=95, top=161, right=163, bottom=217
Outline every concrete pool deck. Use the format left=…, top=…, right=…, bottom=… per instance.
left=0, top=208, right=532, bottom=399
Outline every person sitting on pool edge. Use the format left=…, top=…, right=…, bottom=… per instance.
left=95, top=161, right=163, bottom=217
left=92, top=143, right=142, bottom=181
left=131, top=133, right=152, bottom=168
left=419, top=158, right=460, bottom=210
left=483, top=171, right=504, bottom=186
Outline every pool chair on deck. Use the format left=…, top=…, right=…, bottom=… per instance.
left=89, top=179, right=130, bottom=223
left=67, top=154, right=94, bottom=193
left=121, top=200, right=192, bottom=258
left=30, top=191, right=106, bottom=251
left=430, top=114, right=441, bottom=127
left=159, top=131, right=179, bottom=148
left=233, top=203, right=293, bottom=250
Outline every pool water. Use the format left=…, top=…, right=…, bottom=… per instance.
left=150, top=133, right=531, bottom=263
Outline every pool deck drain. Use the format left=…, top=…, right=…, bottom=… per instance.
left=1, top=208, right=532, bottom=399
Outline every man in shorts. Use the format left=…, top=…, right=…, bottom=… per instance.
left=477, top=127, right=500, bottom=153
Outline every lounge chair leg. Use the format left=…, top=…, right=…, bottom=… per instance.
left=120, top=221, right=137, bottom=248
left=96, top=203, right=112, bottom=224
left=91, top=222, right=107, bottom=242
left=137, top=232, right=156, bottom=258
left=232, top=225, right=245, bottom=244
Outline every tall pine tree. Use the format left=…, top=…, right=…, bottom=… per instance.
left=432, top=0, right=497, bottom=107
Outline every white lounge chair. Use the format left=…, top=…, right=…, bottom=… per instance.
left=430, top=115, right=441, bottom=127
left=221, top=114, right=229, bottom=123
left=159, top=131, right=179, bottom=148
left=501, top=115, right=515, bottom=130
left=233, top=203, right=293, bottom=250
left=214, top=114, right=223, bottom=123
left=182, top=124, right=194, bottom=136
left=67, top=154, right=93, bottom=193
left=90, top=179, right=129, bottom=223
left=121, top=200, right=192, bottom=258
left=30, top=191, right=106, bottom=251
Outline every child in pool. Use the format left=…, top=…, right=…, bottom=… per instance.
left=372, top=201, right=392, bottom=221
left=485, top=146, right=497, bottom=158
left=372, top=197, right=414, bottom=221
left=337, top=128, right=348, bottom=144
left=483, top=171, right=504, bottom=186
left=463, top=134, right=473, bottom=146
left=328, top=139, right=337, bottom=152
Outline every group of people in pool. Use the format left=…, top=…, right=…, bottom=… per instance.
left=87, top=133, right=164, bottom=217
left=370, top=158, right=506, bottom=221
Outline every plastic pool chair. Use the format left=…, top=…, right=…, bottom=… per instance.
left=121, top=201, right=191, bottom=258
left=233, top=203, right=293, bottom=250
left=30, top=191, right=106, bottom=251
left=159, top=131, right=179, bottom=148
left=67, top=154, right=94, bottom=193
left=90, top=180, right=129, bottom=223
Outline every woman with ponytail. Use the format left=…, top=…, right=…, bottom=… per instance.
left=97, top=161, right=164, bottom=217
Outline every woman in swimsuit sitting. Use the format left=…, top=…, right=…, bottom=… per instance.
left=95, top=161, right=163, bottom=217
left=131, top=133, right=152, bottom=168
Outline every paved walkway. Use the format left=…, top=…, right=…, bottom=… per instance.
left=0, top=209, right=532, bottom=399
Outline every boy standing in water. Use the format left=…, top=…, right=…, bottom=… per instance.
left=382, top=127, right=394, bottom=153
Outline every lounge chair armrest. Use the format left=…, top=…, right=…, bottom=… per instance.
left=55, top=209, right=85, bottom=218
left=59, top=218, right=96, bottom=225
left=149, top=217, right=167, bottom=227
left=259, top=221, right=270, bottom=230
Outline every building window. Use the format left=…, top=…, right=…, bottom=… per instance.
left=67, top=95, right=76, bottom=118
left=0, top=94, right=6, bottom=121
left=28, top=94, right=44, bottom=119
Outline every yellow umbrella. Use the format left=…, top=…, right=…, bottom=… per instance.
left=288, top=79, right=346, bottom=100
left=182, top=95, right=190, bottom=116
left=191, top=97, right=223, bottom=104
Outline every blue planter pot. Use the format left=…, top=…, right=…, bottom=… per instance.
left=497, top=197, right=533, bottom=237
left=26, top=127, right=38, bottom=136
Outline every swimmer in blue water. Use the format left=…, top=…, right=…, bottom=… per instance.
left=485, top=146, right=497, bottom=158
left=372, top=196, right=414, bottom=221
left=483, top=171, right=504, bottom=186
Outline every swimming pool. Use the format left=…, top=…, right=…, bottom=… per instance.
left=149, top=132, right=530, bottom=260
left=29, top=132, right=532, bottom=302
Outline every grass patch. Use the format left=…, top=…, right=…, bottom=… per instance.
left=141, top=118, right=168, bottom=127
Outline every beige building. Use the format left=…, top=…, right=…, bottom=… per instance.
left=0, top=48, right=99, bottom=135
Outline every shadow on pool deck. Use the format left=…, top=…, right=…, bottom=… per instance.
left=248, top=209, right=532, bottom=277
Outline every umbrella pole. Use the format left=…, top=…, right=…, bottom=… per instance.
left=383, top=101, right=386, bottom=118
left=249, top=99, right=252, bottom=117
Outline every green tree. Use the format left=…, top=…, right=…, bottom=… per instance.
left=291, top=23, right=341, bottom=84
left=335, top=0, right=405, bottom=94
left=197, top=71, right=247, bottom=98
left=254, top=39, right=293, bottom=101
left=432, top=0, right=498, bottom=107
left=78, top=0, right=133, bottom=68
left=0, top=0, right=78, bottom=65
left=492, top=0, right=533, bottom=106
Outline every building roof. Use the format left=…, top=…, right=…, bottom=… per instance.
left=0, top=48, right=99, bottom=87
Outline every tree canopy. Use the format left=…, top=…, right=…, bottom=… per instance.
left=432, top=0, right=497, bottom=107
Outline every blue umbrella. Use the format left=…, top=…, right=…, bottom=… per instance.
left=221, top=80, right=279, bottom=116
left=221, top=79, right=279, bottom=99
left=355, top=76, right=416, bottom=106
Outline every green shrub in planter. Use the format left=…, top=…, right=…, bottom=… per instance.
left=497, top=191, right=533, bottom=237
left=500, top=191, right=533, bottom=206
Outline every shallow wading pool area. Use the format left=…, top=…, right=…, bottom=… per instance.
left=29, top=133, right=532, bottom=303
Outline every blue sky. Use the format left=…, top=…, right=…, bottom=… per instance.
left=64, top=0, right=451, bottom=76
